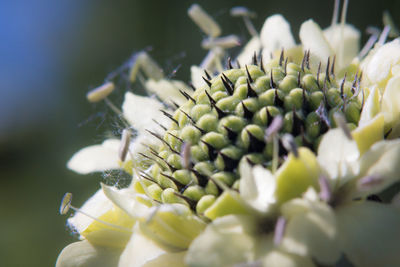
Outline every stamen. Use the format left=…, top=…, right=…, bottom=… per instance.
left=274, top=216, right=286, bottom=246
left=201, top=35, right=241, bottom=49
left=279, top=49, right=284, bottom=66
left=330, top=0, right=340, bottom=27
left=265, top=115, right=283, bottom=142
left=119, top=129, right=132, bottom=162
left=180, top=142, right=192, bottom=169
left=319, top=175, right=331, bottom=202
left=188, top=4, right=221, bottom=37
left=86, top=82, right=115, bottom=103
left=378, top=25, right=391, bottom=45
left=230, top=6, right=258, bottom=37
left=59, top=192, right=132, bottom=232
left=357, top=174, right=384, bottom=192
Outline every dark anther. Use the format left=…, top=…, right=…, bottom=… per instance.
left=219, top=152, right=239, bottom=171
left=245, top=65, right=254, bottom=83
left=223, top=126, right=237, bottom=141
left=384, top=128, right=392, bottom=139
left=297, top=71, right=302, bottom=88
left=247, top=157, right=258, bottom=167
left=179, top=89, right=196, bottom=104
left=138, top=171, right=157, bottom=184
left=351, top=72, right=359, bottom=94
left=227, top=57, right=233, bottom=69
left=160, top=172, right=186, bottom=191
left=301, top=88, right=311, bottom=113
left=160, top=110, right=179, bottom=126
left=201, top=140, right=218, bottom=160
left=202, top=76, right=212, bottom=87
left=205, top=90, right=227, bottom=119
left=331, top=55, right=336, bottom=76
left=204, top=69, right=212, bottom=80
left=316, top=62, right=321, bottom=89
left=247, top=79, right=258, bottom=97
left=367, top=194, right=382, bottom=202
left=252, top=51, right=258, bottom=65
left=279, top=48, right=284, bottom=66
left=179, top=109, right=196, bottom=124
left=340, top=73, right=347, bottom=99
left=301, top=50, right=307, bottom=72
left=306, top=50, right=310, bottom=69
left=270, top=71, right=276, bottom=88
left=260, top=55, right=266, bottom=73
left=241, top=101, right=253, bottom=120
left=173, top=192, right=197, bottom=210
left=284, top=57, right=288, bottom=76
left=188, top=82, right=196, bottom=91
left=146, top=129, right=179, bottom=154
left=274, top=89, right=284, bottom=107
left=146, top=151, right=177, bottom=172
left=168, top=132, right=183, bottom=143
left=152, top=119, right=167, bottom=131
left=292, top=108, right=304, bottom=136
left=246, top=130, right=266, bottom=153
left=221, top=73, right=234, bottom=95
left=325, top=57, right=331, bottom=83
left=236, top=60, right=241, bottom=69
left=190, top=169, right=209, bottom=187
left=170, top=101, right=180, bottom=110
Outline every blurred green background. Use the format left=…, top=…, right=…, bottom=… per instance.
left=0, top=0, right=398, bottom=266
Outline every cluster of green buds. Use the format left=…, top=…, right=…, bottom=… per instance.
left=139, top=51, right=363, bottom=218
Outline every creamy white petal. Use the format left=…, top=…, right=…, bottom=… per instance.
left=365, top=38, right=400, bottom=85
left=300, top=20, right=333, bottom=70
left=101, top=184, right=149, bottom=219
left=122, top=92, right=166, bottom=133
left=317, top=129, right=360, bottom=188
left=260, top=15, right=295, bottom=55
left=358, top=87, right=380, bottom=126
left=145, top=79, right=191, bottom=106
left=323, top=24, right=360, bottom=70
left=56, top=240, right=122, bottom=267
left=67, top=189, right=113, bottom=235
left=237, top=36, right=262, bottom=65
left=357, top=139, right=400, bottom=196
left=118, top=224, right=183, bottom=267
left=190, top=65, right=207, bottom=89
left=67, top=139, right=121, bottom=174
left=240, top=163, right=276, bottom=212
left=262, top=250, right=316, bottom=267
left=381, top=76, right=400, bottom=126
left=336, top=202, right=400, bottom=267
left=185, top=215, right=257, bottom=267
left=280, top=199, right=340, bottom=265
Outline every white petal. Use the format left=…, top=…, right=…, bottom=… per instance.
left=260, top=15, right=295, bottom=55
left=323, top=24, right=360, bottom=70
left=67, top=139, right=120, bottom=174
left=358, top=87, right=380, bottom=126
left=317, top=129, right=360, bottom=188
left=67, top=189, right=113, bottom=235
left=145, top=79, right=191, bottom=106
left=118, top=224, right=180, bottom=267
left=122, top=92, right=166, bottom=133
left=281, top=199, right=340, bottom=265
left=365, top=38, right=400, bottom=85
left=190, top=65, right=207, bottom=89
left=185, top=215, right=258, bottom=267
left=240, top=163, right=276, bottom=212
left=300, top=20, right=333, bottom=70
left=358, top=139, right=400, bottom=195
left=56, top=240, right=122, bottom=267
left=336, top=202, right=400, bottom=267
left=101, top=184, right=149, bottom=219
left=236, top=36, right=262, bottom=65
left=381, top=76, right=400, bottom=126
left=262, top=250, right=316, bottom=267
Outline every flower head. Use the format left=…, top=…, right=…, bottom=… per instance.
left=58, top=2, right=400, bottom=267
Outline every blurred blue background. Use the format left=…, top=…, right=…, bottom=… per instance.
left=0, top=0, right=398, bottom=266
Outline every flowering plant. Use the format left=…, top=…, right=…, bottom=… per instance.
left=57, top=2, right=400, bottom=267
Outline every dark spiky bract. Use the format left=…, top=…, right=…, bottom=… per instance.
left=139, top=56, right=362, bottom=216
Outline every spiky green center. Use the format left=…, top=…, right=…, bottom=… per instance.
left=140, top=58, right=362, bottom=216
